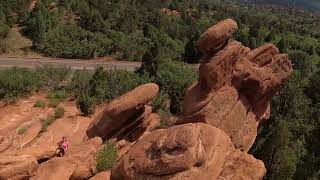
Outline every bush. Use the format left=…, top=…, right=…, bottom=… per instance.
left=96, top=143, right=118, bottom=171
left=40, top=25, right=114, bottom=58
left=18, top=127, right=27, bottom=134
left=89, top=68, right=151, bottom=103
left=155, top=61, right=197, bottom=114
left=49, top=89, right=67, bottom=101
left=41, top=116, right=56, bottom=132
left=152, top=91, right=169, bottom=112
left=158, top=110, right=173, bottom=128
left=48, top=98, right=60, bottom=107
left=34, top=100, right=46, bottom=108
left=77, top=93, right=96, bottom=116
left=36, top=65, right=70, bottom=89
left=54, top=107, right=65, bottom=118
left=0, top=67, right=42, bottom=103
left=69, top=69, right=92, bottom=97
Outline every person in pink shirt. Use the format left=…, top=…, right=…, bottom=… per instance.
left=56, top=136, right=69, bottom=157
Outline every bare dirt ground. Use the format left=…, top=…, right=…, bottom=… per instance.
left=0, top=92, right=105, bottom=154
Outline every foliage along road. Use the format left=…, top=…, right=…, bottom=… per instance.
left=0, top=57, right=142, bottom=71
left=0, top=57, right=200, bottom=71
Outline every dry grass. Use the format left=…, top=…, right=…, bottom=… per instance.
left=0, top=27, right=41, bottom=57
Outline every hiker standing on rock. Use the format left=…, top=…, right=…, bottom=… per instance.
left=56, top=136, right=69, bottom=157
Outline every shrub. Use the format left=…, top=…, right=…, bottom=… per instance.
left=18, top=127, right=28, bottom=134
left=77, top=93, right=96, bottom=116
left=96, top=143, right=118, bottom=171
left=36, top=65, right=70, bottom=89
left=155, top=61, right=197, bottom=114
left=34, top=100, right=46, bottom=108
left=0, top=67, right=42, bottom=102
left=41, top=116, right=56, bottom=132
left=89, top=68, right=151, bottom=103
left=69, top=69, right=92, bottom=97
left=54, top=107, right=65, bottom=118
left=48, top=98, right=60, bottom=107
left=152, top=91, right=169, bottom=112
left=158, top=110, right=172, bottom=128
left=40, top=25, right=114, bottom=58
left=49, top=89, right=68, bottom=101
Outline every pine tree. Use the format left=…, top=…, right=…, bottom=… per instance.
left=140, top=44, right=159, bottom=77
left=184, top=33, right=202, bottom=63
left=265, top=29, right=276, bottom=42
left=277, top=38, right=287, bottom=53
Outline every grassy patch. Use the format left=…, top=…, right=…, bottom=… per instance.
left=48, top=89, right=67, bottom=101
left=47, top=89, right=68, bottom=108
left=158, top=110, right=172, bottom=128
left=34, top=100, right=46, bottom=108
left=54, top=107, right=65, bottom=118
left=41, top=116, right=56, bottom=132
left=48, top=98, right=60, bottom=107
left=96, top=143, right=118, bottom=171
left=18, top=127, right=28, bottom=134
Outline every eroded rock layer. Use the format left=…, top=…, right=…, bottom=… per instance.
left=181, top=19, right=292, bottom=152
left=86, top=83, right=159, bottom=141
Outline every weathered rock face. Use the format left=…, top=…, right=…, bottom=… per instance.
left=181, top=19, right=292, bottom=152
left=112, top=123, right=266, bottom=180
left=86, top=83, right=159, bottom=141
left=0, top=154, right=38, bottom=180
left=31, top=137, right=103, bottom=180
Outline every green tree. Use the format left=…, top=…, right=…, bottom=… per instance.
left=183, top=33, right=202, bottom=64
left=265, top=29, right=276, bottom=42
left=140, top=44, right=160, bottom=77
left=277, top=38, right=287, bottom=53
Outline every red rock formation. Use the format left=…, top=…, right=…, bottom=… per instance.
left=181, top=19, right=292, bottom=152
left=112, top=123, right=266, bottom=180
left=0, top=155, right=38, bottom=179
left=111, top=19, right=291, bottom=179
left=31, top=137, right=103, bottom=180
left=86, top=83, right=159, bottom=141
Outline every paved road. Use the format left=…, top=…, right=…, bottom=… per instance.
left=0, top=57, right=142, bottom=71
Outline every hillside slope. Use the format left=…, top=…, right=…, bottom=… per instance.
left=239, top=0, right=320, bottom=11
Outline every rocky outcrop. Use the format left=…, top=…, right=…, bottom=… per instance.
left=0, top=155, right=38, bottom=180
left=110, top=19, right=291, bottom=180
left=112, top=123, right=266, bottom=180
left=181, top=19, right=292, bottom=152
left=86, top=83, right=159, bottom=141
left=31, top=137, right=103, bottom=180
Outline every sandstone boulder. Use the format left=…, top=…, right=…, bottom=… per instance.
left=86, top=83, right=159, bottom=141
left=112, top=123, right=265, bottom=180
left=198, top=19, right=238, bottom=53
left=218, top=149, right=266, bottom=180
left=0, top=155, right=38, bottom=180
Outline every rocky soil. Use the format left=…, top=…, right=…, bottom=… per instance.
left=0, top=19, right=292, bottom=180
